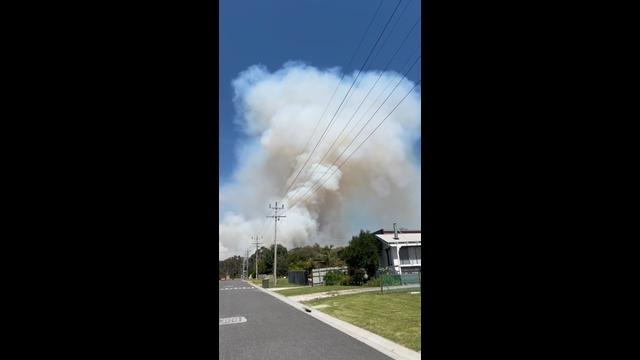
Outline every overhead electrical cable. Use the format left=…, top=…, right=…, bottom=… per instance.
left=279, top=0, right=385, bottom=197
left=280, top=0, right=403, bottom=202
left=285, top=16, right=421, bottom=204
left=337, top=42, right=421, bottom=154
left=288, top=55, right=421, bottom=209
left=261, top=0, right=388, bottom=241
left=288, top=78, right=421, bottom=212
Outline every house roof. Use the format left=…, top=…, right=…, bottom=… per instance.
left=372, top=229, right=421, bottom=245
left=372, top=229, right=421, bottom=235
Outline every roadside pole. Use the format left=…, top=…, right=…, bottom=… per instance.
left=267, top=202, right=285, bottom=287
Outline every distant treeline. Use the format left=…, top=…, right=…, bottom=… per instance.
left=219, top=230, right=382, bottom=281
left=218, top=243, right=345, bottom=279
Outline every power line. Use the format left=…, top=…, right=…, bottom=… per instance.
left=289, top=66, right=421, bottom=211
left=323, top=0, right=414, bottom=133
left=290, top=79, right=421, bottom=211
left=285, top=16, right=421, bottom=204
left=280, top=0, right=385, bottom=197
left=262, top=0, right=387, bottom=243
left=288, top=53, right=420, bottom=208
left=280, top=0, right=403, bottom=201
left=334, top=29, right=421, bottom=159
left=369, top=0, right=416, bottom=68
left=256, top=215, right=272, bottom=246
left=313, top=0, right=414, bottom=138
left=338, top=42, right=421, bottom=152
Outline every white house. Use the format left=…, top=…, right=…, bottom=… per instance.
left=374, top=224, right=421, bottom=275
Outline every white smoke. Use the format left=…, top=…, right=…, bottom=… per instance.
left=219, top=61, right=420, bottom=260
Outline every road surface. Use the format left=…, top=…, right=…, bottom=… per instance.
left=219, top=279, right=392, bottom=360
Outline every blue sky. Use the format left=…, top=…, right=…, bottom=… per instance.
left=219, top=0, right=421, bottom=184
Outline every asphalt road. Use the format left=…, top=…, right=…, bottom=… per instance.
left=219, top=280, right=392, bottom=360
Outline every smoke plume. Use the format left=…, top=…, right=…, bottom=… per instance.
left=219, top=61, right=420, bottom=259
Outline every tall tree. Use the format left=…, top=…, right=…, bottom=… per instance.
left=248, top=247, right=269, bottom=278
left=219, top=255, right=243, bottom=278
left=322, top=245, right=335, bottom=267
left=262, top=244, right=288, bottom=277
left=343, top=230, right=381, bottom=278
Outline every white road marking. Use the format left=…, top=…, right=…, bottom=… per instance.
left=220, top=287, right=255, bottom=290
left=219, top=316, right=247, bottom=326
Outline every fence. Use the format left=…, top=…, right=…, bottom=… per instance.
left=378, top=269, right=421, bottom=293
left=311, top=266, right=347, bottom=286
left=288, top=270, right=308, bottom=285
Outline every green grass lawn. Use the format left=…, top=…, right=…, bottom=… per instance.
left=304, top=290, right=421, bottom=351
left=277, top=285, right=367, bottom=297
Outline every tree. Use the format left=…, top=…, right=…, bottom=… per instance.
left=287, top=245, right=322, bottom=273
left=262, top=244, right=288, bottom=277
left=285, top=244, right=346, bottom=273
left=219, top=255, right=243, bottom=278
left=248, top=247, right=268, bottom=278
left=321, top=245, right=334, bottom=267
left=333, top=246, right=346, bottom=267
left=343, top=230, right=381, bottom=279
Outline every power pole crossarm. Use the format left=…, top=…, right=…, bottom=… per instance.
left=267, top=201, right=285, bottom=286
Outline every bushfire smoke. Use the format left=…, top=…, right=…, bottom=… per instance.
left=219, top=62, right=420, bottom=259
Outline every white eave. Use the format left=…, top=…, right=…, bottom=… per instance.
left=374, top=233, right=421, bottom=247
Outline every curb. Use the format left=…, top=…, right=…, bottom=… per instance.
left=289, top=285, right=420, bottom=303
left=243, top=281, right=421, bottom=360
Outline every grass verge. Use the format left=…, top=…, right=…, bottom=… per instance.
left=277, top=285, right=365, bottom=297
left=304, top=290, right=421, bottom=351
left=247, top=277, right=298, bottom=288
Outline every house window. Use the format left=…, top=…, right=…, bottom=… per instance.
left=399, top=247, right=410, bottom=265
left=400, top=246, right=422, bottom=265
left=407, top=247, right=416, bottom=264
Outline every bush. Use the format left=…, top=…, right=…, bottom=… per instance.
left=350, top=269, right=366, bottom=285
left=367, top=277, right=382, bottom=287
left=340, top=275, right=351, bottom=286
left=324, top=270, right=346, bottom=286
left=343, top=230, right=381, bottom=279
left=382, top=274, right=402, bottom=286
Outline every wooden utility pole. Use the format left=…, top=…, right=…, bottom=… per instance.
left=267, top=202, right=285, bottom=286
left=244, top=248, right=250, bottom=280
left=251, top=235, right=263, bottom=280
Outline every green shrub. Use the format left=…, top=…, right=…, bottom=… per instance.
left=324, top=270, right=346, bottom=286
left=343, top=230, right=381, bottom=278
left=367, top=277, right=382, bottom=287
left=350, top=269, right=366, bottom=285
left=340, top=275, right=351, bottom=286
left=381, top=274, right=402, bottom=286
